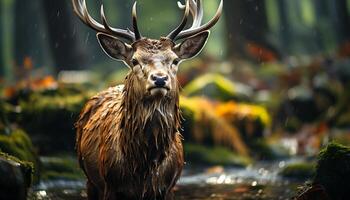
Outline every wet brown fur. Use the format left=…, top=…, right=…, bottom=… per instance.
left=76, top=39, right=184, bottom=200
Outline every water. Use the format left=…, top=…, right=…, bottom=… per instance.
left=29, top=160, right=304, bottom=200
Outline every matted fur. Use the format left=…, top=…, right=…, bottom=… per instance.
left=76, top=69, right=183, bottom=199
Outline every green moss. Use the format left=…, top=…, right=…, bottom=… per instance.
left=18, top=90, right=90, bottom=152
left=280, top=162, right=316, bottom=179
left=249, top=139, right=290, bottom=160
left=0, top=129, right=39, bottom=183
left=183, top=73, right=250, bottom=101
left=313, top=142, right=350, bottom=199
left=20, top=93, right=86, bottom=114
left=40, top=156, right=84, bottom=181
left=0, top=129, right=36, bottom=163
left=184, top=143, right=252, bottom=167
left=0, top=151, right=34, bottom=187
left=41, top=171, right=84, bottom=181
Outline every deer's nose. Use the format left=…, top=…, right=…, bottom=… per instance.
left=150, top=74, right=169, bottom=87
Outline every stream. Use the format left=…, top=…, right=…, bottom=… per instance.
left=28, top=159, right=305, bottom=200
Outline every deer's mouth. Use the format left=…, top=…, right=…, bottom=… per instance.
left=148, top=86, right=170, bottom=97
left=148, top=86, right=170, bottom=91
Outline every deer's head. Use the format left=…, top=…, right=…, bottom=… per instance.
left=72, top=0, right=223, bottom=98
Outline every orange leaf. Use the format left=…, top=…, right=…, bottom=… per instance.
left=23, top=56, right=33, bottom=70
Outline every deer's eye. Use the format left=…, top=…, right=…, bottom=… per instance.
left=172, top=59, right=180, bottom=66
left=131, top=59, right=139, bottom=66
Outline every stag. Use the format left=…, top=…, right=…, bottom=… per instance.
left=73, top=0, right=223, bottom=199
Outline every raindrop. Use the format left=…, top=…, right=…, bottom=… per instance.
left=252, top=181, right=258, bottom=186
left=85, top=33, right=90, bottom=45
left=278, top=161, right=286, bottom=168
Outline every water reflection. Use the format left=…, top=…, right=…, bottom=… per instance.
left=29, top=159, right=304, bottom=200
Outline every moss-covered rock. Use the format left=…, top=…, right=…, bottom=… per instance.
left=180, top=96, right=250, bottom=156
left=0, top=152, right=33, bottom=200
left=313, top=142, right=350, bottom=200
left=280, top=162, right=316, bottom=179
left=0, top=129, right=39, bottom=183
left=182, top=73, right=252, bottom=101
left=184, top=143, right=251, bottom=167
left=249, top=139, right=290, bottom=161
left=216, top=102, right=271, bottom=139
left=17, top=88, right=90, bottom=153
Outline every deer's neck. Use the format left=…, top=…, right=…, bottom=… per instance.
left=119, top=73, right=181, bottom=161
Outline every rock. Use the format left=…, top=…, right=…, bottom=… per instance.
left=250, top=139, right=290, bottom=161
left=313, top=142, right=350, bottom=200
left=0, top=129, right=39, bottom=183
left=280, top=162, right=316, bottom=180
left=182, top=73, right=252, bottom=101
left=18, top=92, right=87, bottom=153
left=0, top=153, right=33, bottom=200
left=184, top=143, right=251, bottom=167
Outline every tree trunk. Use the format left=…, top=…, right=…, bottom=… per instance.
left=41, top=0, right=87, bottom=72
left=1, top=0, right=14, bottom=82
left=334, top=0, right=350, bottom=43
left=224, top=0, right=270, bottom=59
left=0, top=1, right=3, bottom=77
left=223, top=0, right=244, bottom=58
left=14, top=0, right=53, bottom=73
left=314, top=0, right=329, bottom=50
left=277, top=0, right=290, bottom=53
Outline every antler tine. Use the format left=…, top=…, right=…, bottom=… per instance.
left=174, top=0, right=223, bottom=41
left=132, top=2, right=142, bottom=40
left=167, top=0, right=190, bottom=40
left=100, top=5, right=135, bottom=41
left=193, top=0, right=203, bottom=28
left=72, top=0, right=136, bottom=42
left=178, top=0, right=203, bottom=28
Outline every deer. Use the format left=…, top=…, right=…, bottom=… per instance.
left=73, top=0, right=222, bottom=199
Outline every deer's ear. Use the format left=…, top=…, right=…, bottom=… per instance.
left=173, top=31, right=210, bottom=60
left=97, top=33, right=132, bottom=61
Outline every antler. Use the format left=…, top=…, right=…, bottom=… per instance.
left=167, top=0, right=223, bottom=41
left=72, top=0, right=142, bottom=42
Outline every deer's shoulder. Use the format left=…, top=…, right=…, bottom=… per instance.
left=76, top=85, right=124, bottom=129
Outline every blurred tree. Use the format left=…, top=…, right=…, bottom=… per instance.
left=333, top=0, right=350, bottom=43
left=1, top=0, right=14, bottom=82
left=0, top=2, right=3, bottom=77
left=224, top=0, right=278, bottom=60
left=14, top=0, right=52, bottom=72
left=41, top=0, right=87, bottom=72
left=313, top=0, right=349, bottom=52
left=115, top=0, right=132, bottom=28
left=277, top=0, right=291, bottom=54
left=314, top=0, right=328, bottom=50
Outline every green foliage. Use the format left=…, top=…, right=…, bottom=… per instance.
left=184, top=143, right=251, bottom=167
left=40, top=156, right=84, bottom=181
left=183, top=73, right=250, bottom=101
left=280, top=162, right=316, bottom=179
left=249, top=139, right=290, bottom=160
left=16, top=85, right=92, bottom=152
left=0, top=129, right=36, bottom=164
left=41, top=171, right=84, bottom=181
left=314, top=142, right=350, bottom=199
